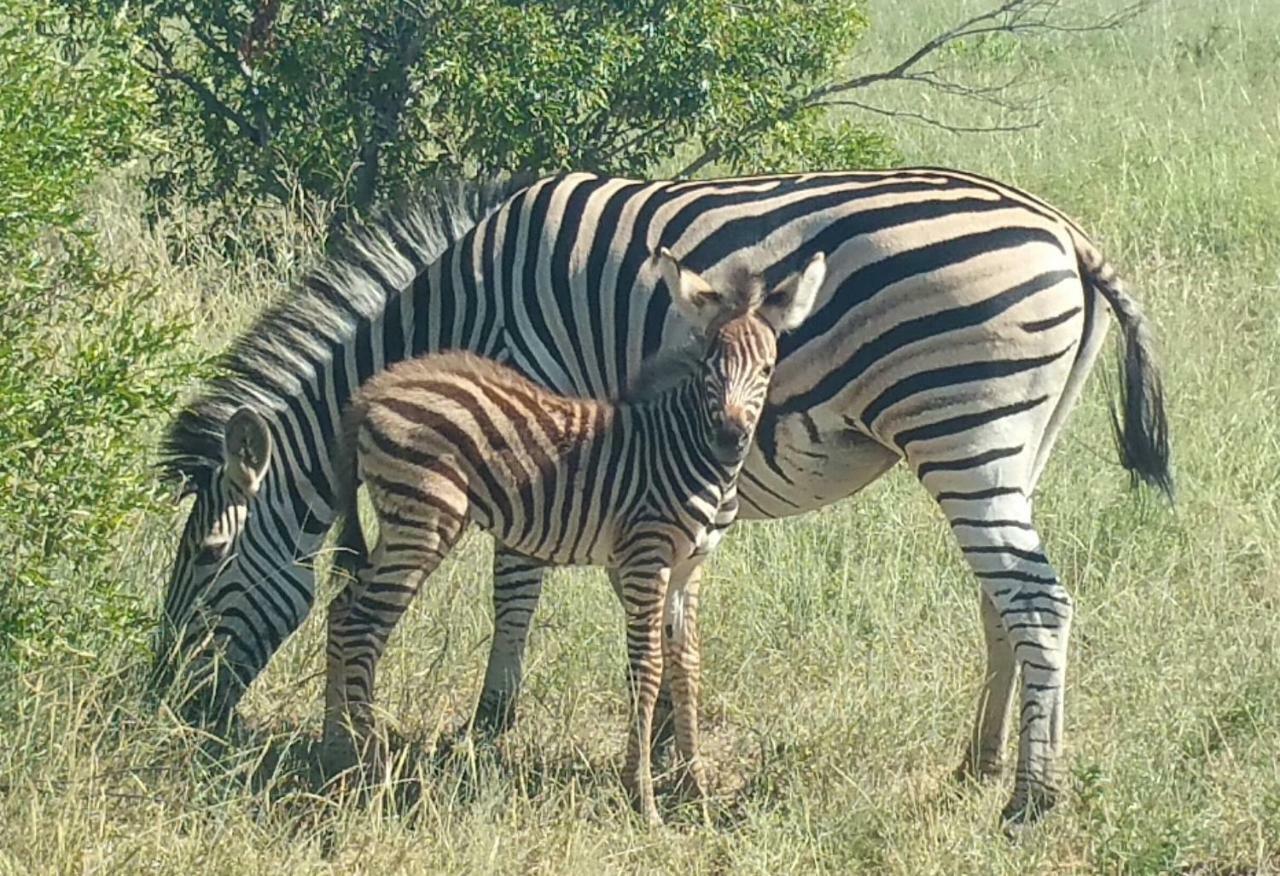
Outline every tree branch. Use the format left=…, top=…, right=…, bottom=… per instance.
left=678, top=0, right=1151, bottom=177
left=141, top=36, right=266, bottom=148
left=811, top=0, right=1147, bottom=100
left=239, top=0, right=282, bottom=67
left=820, top=99, right=1041, bottom=134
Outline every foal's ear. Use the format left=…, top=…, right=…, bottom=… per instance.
left=654, top=247, right=724, bottom=330
left=223, top=407, right=273, bottom=498
left=758, top=252, right=826, bottom=334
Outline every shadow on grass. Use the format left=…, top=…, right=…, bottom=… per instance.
left=188, top=714, right=836, bottom=836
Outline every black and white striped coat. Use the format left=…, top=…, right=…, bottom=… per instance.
left=160, top=168, right=1171, bottom=824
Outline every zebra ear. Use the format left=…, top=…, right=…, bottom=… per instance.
left=654, top=247, right=723, bottom=330
left=223, top=407, right=272, bottom=498
left=758, top=252, right=826, bottom=334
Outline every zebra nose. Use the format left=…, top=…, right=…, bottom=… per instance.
left=716, top=417, right=749, bottom=453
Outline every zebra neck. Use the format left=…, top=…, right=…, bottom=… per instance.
left=626, top=378, right=736, bottom=500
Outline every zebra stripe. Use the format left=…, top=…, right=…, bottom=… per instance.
left=158, top=167, right=1171, bottom=824
left=318, top=255, right=821, bottom=823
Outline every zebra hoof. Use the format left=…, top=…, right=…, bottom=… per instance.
left=953, top=751, right=1005, bottom=785
left=319, top=735, right=359, bottom=779
left=672, top=762, right=712, bottom=825
left=623, top=773, right=663, bottom=828
left=472, top=694, right=517, bottom=738
left=1000, top=785, right=1058, bottom=833
left=625, top=788, right=664, bottom=828
left=320, top=725, right=384, bottom=785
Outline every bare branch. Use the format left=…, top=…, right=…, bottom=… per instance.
left=678, top=0, right=1152, bottom=177
left=895, top=69, right=1050, bottom=114
left=812, top=0, right=1149, bottom=101
left=819, top=99, right=1041, bottom=134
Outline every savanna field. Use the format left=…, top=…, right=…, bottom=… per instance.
left=3, top=0, right=1280, bottom=872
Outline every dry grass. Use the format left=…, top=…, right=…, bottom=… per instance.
left=4, top=0, right=1280, bottom=872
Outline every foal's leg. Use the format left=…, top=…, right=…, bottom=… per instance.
left=323, top=509, right=367, bottom=758
left=473, top=548, right=546, bottom=735
left=323, top=583, right=355, bottom=753
left=654, top=489, right=735, bottom=758
left=610, top=570, right=678, bottom=763
left=323, top=508, right=465, bottom=770
left=663, top=560, right=708, bottom=805
left=614, top=561, right=670, bottom=826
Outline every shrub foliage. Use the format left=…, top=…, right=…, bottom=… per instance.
left=0, top=1, right=194, bottom=663
left=68, top=0, right=890, bottom=218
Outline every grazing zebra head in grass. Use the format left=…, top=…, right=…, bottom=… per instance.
left=152, top=178, right=527, bottom=717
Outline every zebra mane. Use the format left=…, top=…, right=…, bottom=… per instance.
left=621, top=266, right=769, bottom=403
left=620, top=337, right=707, bottom=403
left=159, top=175, right=532, bottom=486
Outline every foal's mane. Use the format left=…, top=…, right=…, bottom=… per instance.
left=620, top=266, right=766, bottom=403
left=619, top=341, right=707, bottom=402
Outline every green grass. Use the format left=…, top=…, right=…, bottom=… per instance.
left=4, top=0, right=1280, bottom=871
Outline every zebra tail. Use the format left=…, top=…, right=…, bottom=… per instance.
left=330, top=399, right=369, bottom=581
left=1085, top=257, right=1174, bottom=500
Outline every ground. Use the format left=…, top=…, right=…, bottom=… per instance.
left=3, top=0, right=1280, bottom=872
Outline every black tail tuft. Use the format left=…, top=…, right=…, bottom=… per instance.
left=1092, top=269, right=1174, bottom=501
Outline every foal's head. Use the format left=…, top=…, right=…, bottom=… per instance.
left=653, top=248, right=827, bottom=465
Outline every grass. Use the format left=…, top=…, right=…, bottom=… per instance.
left=4, top=0, right=1280, bottom=871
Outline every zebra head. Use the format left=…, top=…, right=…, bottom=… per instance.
left=655, top=248, right=826, bottom=466
left=155, top=406, right=275, bottom=708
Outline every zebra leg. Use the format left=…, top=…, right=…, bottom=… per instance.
left=954, top=591, right=1018, bottom=782
left=608, top=574, right=676, bottom=763
left=944, top=491, right=1072, bottom=825
left=616, top=562, right=669, bottom=827
left=663, top=561, right=708, bottom=807
left=323, top=513, right=463, bottom=772
left=473, top=548, right=545, bottom=736
left=653, top=488, right=735, bottom=760
left=651, top=668, right=677, bottom=761
left=323, top=507, right=367, bottom=761
left=323, top=582, right=355, bottom=756
left=608, top=569, right=675, bottom=763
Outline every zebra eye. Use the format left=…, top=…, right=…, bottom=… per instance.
left=195, top=537, right=230, bottom=566
left=194, top=546, right=221, bottom=566
left=761, top=364, right=774, bottom=377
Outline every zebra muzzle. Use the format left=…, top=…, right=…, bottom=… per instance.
left=715, top=420, right=750, bottom=457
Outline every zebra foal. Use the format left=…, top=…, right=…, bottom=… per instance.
left=306, top=249, right=825, bottom=823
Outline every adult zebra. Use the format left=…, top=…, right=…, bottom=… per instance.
left=159, top=168, right=1171, bottom=824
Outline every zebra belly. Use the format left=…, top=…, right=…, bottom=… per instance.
left=484, top=505, right=615, bottom=568
left=735, top=221, right=1083, bottom=517
left=738, top=409, right=900, bottom=519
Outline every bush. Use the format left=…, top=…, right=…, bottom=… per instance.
left=64, top=0, right=890, bottom=222
left=0, top=1, right=196, bottom=665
